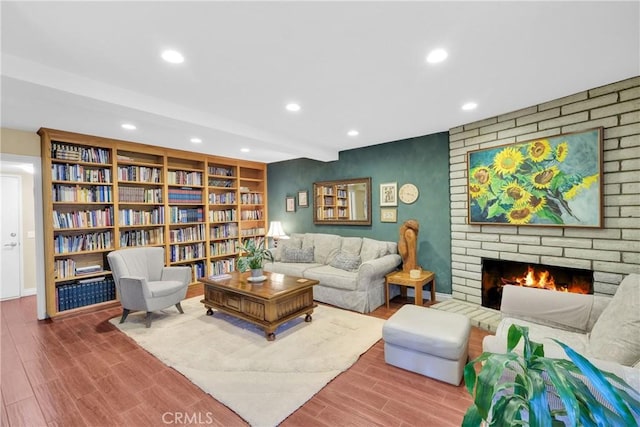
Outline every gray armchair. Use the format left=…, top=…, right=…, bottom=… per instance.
left=107, top=247, right=191, bottom=327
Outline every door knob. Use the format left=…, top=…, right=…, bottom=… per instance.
left=3, top=242, right=17, bottom=247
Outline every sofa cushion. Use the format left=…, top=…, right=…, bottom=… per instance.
left=588, top=274, right=640, bottom=366
left=360, top=237, right=388, bottom=262
left=500, top=285, right=594, bottom=333
left=281, top=247, right=315, bottom=263
left=263, top=261, right=322, bottom=277
left=308, top=233, right=342, bottom=264
left=329, top=251, right=362, bottom=272
left=490, top=317, right=591, bottom=359
left=273, top=238, right=302, bottom=262
left=303, top=265, right=358, bottom=291
left=341, top=237, right=363, bottom=255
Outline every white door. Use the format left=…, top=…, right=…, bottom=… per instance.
left=0, top=174, right=22, bottom=299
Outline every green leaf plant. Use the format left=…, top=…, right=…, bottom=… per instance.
left=463, top=324, right=640, bottom=426
left=236, top=238, right=273, bottom=272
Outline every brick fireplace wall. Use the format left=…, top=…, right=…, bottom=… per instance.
left=449, top=76, right=640, bottom=303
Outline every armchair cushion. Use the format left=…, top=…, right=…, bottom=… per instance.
left=148, top=280, right=188, bottom=298
left=588, top=273, right=640, bottom=366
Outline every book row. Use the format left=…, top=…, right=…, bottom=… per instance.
left=240, top=227, right=266, bottom=237
left=119, top=186, right=163, bottom=203
left=240, top=192, right=263, bottom=204
left=208, top=178, right=235, bottom=188
left=208, top=166, right=235, bottom=177
left=169, top=207, right=204, bottom=223
left=117, top=166, right=162, bottom=183
left=54, top=231, right=113, bottom=254
left=210, top=239, right=239, bottom=256
left=189, top=261, right=206, bottom=282
left=167, top=188, right=203, bottom=203
left=119, top=207, right=165, bottom=226
left=208, top=191, right=236, bottom=204
left=169, top=243, right=205, bottom=262
left=167, top=170, right=203, bottom=186
left=53, top=207, right=114, bottom=229
left=240, top=209, right=264, bottom=220
left=51, top=164, right=112, bottom=183
left=52, top=143, right=110, bottom=164
left=120, top=228, right=164, bottom=247
left=169, top=224, right=206, bottom=243
left=209, top=209, right=236, bottom=223
left=57, top=277, right=116, bottom=312
left=210, top=258, right=236, bottom=276
left=53, top=184, right=113, bottom=203
left=210, top=223, right=239, bottom=239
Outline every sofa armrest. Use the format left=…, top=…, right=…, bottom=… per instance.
left=355, top=254, right=402, bottom=291
left=161, top=266, right=192, bottom=285
left=500, top=285, right=595, bottom=333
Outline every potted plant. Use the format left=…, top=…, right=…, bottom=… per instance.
left=463, top=324, right=640, bottom=426
left=236, top=239, right=273, bottom=278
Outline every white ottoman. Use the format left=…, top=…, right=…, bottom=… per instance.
left=382, top=305, right=471, bottom=385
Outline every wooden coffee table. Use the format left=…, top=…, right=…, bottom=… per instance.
left=200, top=271, right=319, bottom=341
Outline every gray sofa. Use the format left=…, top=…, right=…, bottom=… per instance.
left=263, top=233, right=401, bottom=313
left=483, top=273, right=640, bottom=392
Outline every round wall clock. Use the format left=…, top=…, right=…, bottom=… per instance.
left=399, top=183, right=419, bottom=204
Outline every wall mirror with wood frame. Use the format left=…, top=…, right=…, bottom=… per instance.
left=313, top=177, right=371, bottom=225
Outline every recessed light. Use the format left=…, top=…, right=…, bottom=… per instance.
left=161, top=49, right=184, bottom=64
left=285, top=103, right=301, bottom=112
left=426, top=48, right=448, bottom=64
left=190, top=137, right=202, bottom=144
left=121, top=123, right=136, bottom=130
left=462, top=102, right=478, bottom=111
left=347, top=130, right=359, bottom=137
left=240, top=148, right=250, bottom=153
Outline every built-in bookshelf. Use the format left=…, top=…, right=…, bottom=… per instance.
left=40, top=128, right=268, bottom=318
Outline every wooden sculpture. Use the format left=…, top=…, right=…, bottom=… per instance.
left=398, top=219, right=419, bottom=272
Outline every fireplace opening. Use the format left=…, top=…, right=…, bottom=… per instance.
left=481, top=259, right=594, bottom=310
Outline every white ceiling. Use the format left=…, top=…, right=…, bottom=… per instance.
left=2, top=1, right=639, bottom=164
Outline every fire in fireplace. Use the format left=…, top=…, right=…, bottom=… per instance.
left=482, top=259, right=594, bottom=310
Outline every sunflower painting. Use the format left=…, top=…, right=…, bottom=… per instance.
left=467, top=128, right=603, bottom=227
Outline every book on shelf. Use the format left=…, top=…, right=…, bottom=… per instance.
left=78, top=276, right=106, bottom=284
left=75, top=265, right=103, bottom=275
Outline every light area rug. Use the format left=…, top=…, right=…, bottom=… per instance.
left=110, top=297, right=385, bottom=427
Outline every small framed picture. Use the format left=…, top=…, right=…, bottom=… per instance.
left=297, top=190, right=309, bottom=207
left=380, top=208, right=397, bottom=223
left=380, top=182, right=398, bottom=206
left=286, top=196, right=296, bottom=212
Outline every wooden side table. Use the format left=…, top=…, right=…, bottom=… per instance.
left=385, top=270, right=436, bottom=308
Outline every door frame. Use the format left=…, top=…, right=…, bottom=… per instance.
left=0, top=154, right=46, bottom=319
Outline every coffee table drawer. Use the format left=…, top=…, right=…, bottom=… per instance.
left=225, top=294, right=241, bottom=311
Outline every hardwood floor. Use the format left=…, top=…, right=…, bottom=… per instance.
left=0, top=287, right=491, bottom=426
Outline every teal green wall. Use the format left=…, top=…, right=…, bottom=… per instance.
left=267, top=131, right=453, bottom=294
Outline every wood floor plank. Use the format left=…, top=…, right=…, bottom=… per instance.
left=4, top=396, right=47, bottom=427
left=0, top=294, right=491, bottom=426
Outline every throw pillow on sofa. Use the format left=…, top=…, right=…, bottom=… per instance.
left=329, top=251, right=362, bottom=272
left=282, top=247, right=315, bottom=263
left=588, top=273, right=640, bottom=366
left=360, top=237, right=388, bottom=262
left=274, top=238, right=302, bottom=261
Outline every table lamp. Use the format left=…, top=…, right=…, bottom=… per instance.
left=266, top=221, right=289, bottom=248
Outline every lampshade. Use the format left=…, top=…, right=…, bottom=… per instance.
left=266, top=221, right=288, bottom=239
